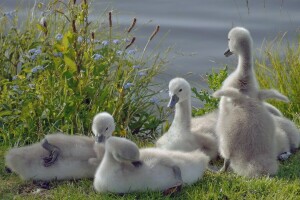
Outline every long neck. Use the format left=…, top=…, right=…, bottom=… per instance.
left=171, top=97, right=191, bottom=131
left=237, top=49, right=253, bottom=76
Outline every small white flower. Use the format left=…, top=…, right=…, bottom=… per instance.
left=31, top=65, right=44, bottom=73
left=124, top=83, right=134, bottom=89
left=138, top=71, right=146, bottom=76
left=92, top=54, right=103, bottom=61
left=55, top=33, right=63, bottom=41
left=113, top=39, right=120, bottom=44
left=127, top=49, right=136, bottom=55
left=28, top=84, right=35, bottom=89
left=132, top=65, right=141, bottom=69
left=102, top=40, right=109, bottom=46
left=77, top=36, right=83, bottom=43
left=116, top=50, right=123, bottom=55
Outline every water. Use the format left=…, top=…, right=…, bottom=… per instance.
left=1, top=0, right=300, bottom=88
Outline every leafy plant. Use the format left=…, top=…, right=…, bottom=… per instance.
left=0, top=0, right=169, bottom=145
left=191, top=67, right=228, bottom=116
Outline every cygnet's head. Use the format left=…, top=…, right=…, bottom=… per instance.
left=105, top=137, right=140, bottom=163
left=168, top=77, right=191, bottom=108
left=224, top=27, right=253, bottom=57
left=92, top=112, right=115, bottom=143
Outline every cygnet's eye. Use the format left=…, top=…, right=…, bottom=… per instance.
left=179, top=89, right=182, bottom=92
left=105, top=127, right=109, bottom=131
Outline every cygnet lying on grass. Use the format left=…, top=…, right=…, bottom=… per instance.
left=213, top=87, right=289, bottom=177
left=5, top=112, right=114, bottom=181
left=156, top=77, right=218, bottom=160
left=274, top=115, right=300, bottom=153
left=94, top=136, right=209, bottom=194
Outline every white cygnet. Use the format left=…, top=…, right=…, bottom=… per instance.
left=156, top=77, right=218, bottom=160
left=94, top=136, right=209, bottom=194
left=5, top=112, right=114, bottom=181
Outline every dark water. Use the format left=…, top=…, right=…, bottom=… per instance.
left=1, top=0, right=300, bottom=88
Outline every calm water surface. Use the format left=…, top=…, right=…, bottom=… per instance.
left=1, top=0, right=300, bottom=88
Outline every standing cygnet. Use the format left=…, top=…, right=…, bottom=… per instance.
left=223, top=27, right=259, bottom=97
left=213, top=88, right=289, bottom=177
left=94, top=136, right=209, bottom=194
left=156, top=78, right=218, bottom=160
left=5, top=112, right=114, bottom=181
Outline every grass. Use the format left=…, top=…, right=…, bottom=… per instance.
left=1, top=145, right=300, bottom=200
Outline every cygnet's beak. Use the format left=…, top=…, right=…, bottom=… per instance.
left=168, top=94, right=179, bottom=108
left=95, top=134, right=105, bottom=143
left=224, top=49, right=233, bottom=57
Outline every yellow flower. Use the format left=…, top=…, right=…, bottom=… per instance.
left=120, top=129, right=127, bottom=136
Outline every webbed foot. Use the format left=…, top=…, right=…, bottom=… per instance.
left=5, top=166, right=12, bottom=173
left=162, top=183, right=182, bottom=196
left=41, top=139, right=61, bottom=167
left=131, top=161, right=143, bottom=168
left=219, top=158, right=230, bottom=173
left=278, top=152, right=292, bottom=161
left=32, top=180, right=51, bottom=190
left=162, top=165, right=183, bottom=196
left=291, top=147, right=298, bottom=154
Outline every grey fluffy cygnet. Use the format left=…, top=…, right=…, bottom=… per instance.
left=94, top=136, right=209, bottom=194
left=156, top=78, right=218, bottom=160
left=213, top=87, right=289, bottom=177
left=5, top=112, right=114, bottom=181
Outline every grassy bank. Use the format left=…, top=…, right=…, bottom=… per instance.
left=1, top=145, right=300, bottom=200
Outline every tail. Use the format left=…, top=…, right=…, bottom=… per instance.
left=258, top=89, right=289, bottom=102
left=213, top=88, right=247, bottom=100
left=5, top=148, right=28, bottom=180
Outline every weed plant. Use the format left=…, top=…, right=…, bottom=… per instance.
left=191, top=67, right=228, bottom=116
left=0, top=0, right=169, bottom=145
left=255, top=35, right=300, bottom=123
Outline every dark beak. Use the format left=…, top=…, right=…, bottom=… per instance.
left=224, top=49, right=233, bottom=57
left=168, top=94, right=179, bottom=108
left=95, top=135, right=105, bottom=143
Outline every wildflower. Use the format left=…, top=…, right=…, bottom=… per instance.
left=31, top=65, right=44, bottom=73
left=132, top=65, right=141, bottom=69
left=150, top=97, right=160, bottom=104
left=102, top=40, right=109, bottom=46
left=54, top=52, right=63, bottom=57
left=28, top=83, right=35, bottom=89
left=4, top=10, right=16, bottom=21
left=113, top=39, right=120, bottom=44
left=77, top=36, right=83, bottom=43
left=138, top=71, right=146, bottom=76
left=116, top=50, right=123, bottom=55
left=55, top=33, right=63, bottom=41
left=12, top=75, right=18, bottom=81
left=123, top=38, right=130, bottom=42
left=92, top=54, right=103, bottom=60
left=127, top=49, right=136, bottom=55
left=28, top=47, right=42, bottom=60
left=124, top=82, right=134, bottom=89
left=11, top=85, right=19, bottom=91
